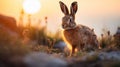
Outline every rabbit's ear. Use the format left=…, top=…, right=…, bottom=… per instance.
left=70, top=1, right=78, bottom=15
left=59, top=1, right=69, bottom=15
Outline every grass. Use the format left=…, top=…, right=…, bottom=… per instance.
left=0, top=29, right=31, bottom=67
left=0, top=25, right=120, bottom=67
left=98, top=29, right=120, bottom=51
left=0, top=26, right=63, bottom=60
left=102, top=60, right=120, bottom=67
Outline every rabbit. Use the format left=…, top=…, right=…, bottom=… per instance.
left=59, top=1, right=99, bottom=55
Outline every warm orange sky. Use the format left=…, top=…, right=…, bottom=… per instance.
left=0, top=0, right=120, bottom=37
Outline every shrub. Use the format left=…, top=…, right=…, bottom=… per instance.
left=0, top=29, right=30, bottom=64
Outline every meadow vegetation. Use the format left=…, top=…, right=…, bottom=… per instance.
left=0, top=19, right=120, bottom=67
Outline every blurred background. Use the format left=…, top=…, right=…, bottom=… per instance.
left=0, top=0, right=120, bottom=36
left=0, top=0, right=120, bottom=67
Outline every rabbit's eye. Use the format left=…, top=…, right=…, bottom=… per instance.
left=70, top=19, right=72, bottom=22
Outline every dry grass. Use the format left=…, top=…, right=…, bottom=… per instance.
left=0, top=26, right=120, bottom=67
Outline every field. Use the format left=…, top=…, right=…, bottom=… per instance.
left=0, top=24, right=120, bottom=67
left=0, top=0, right=120, bottom=66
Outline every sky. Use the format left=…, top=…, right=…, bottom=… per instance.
left=0, top=0, right=120, bottom=37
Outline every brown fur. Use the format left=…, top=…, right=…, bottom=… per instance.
left=59, top=1, right=98, bottom=56
left=63, top=25, right=97, bottom=54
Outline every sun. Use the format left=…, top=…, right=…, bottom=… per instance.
left=23, top=0, right=41, bottom=14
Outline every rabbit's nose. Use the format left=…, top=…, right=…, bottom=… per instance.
left=62, top=24, right=66, bottom=28
left=62, top=24, right=65, bottom=28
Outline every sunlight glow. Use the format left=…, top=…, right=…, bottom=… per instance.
left=23, top=0, right=41, bottom=14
